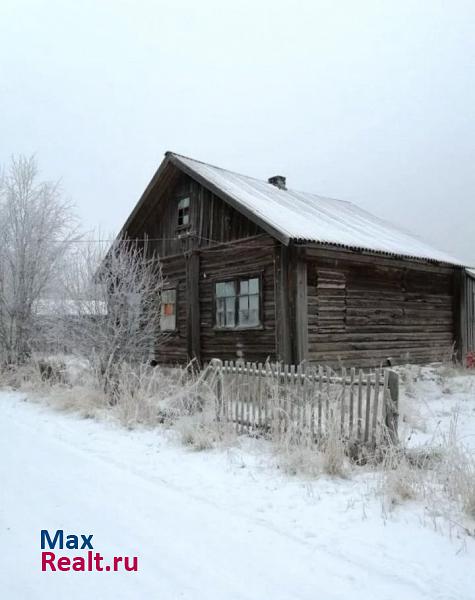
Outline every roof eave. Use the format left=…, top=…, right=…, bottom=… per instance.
left=298, top=239, right=465, bottom=267
left=117, top=154, right=174, bottom=240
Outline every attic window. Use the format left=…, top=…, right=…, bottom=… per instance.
left=177, top=197, right=190, bottom=228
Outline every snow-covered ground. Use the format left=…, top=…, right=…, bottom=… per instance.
left=397, top=365, right=475, bottom=451
left=0, top=366, right=474, bottom=600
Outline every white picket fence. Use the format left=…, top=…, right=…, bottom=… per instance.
left=210, top=361, right=399, bottom=446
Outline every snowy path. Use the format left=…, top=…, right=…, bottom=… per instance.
left=0, top=392, right=473, bottom=600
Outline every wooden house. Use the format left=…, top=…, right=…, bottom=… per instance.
left=117, top=151, right=467, bottom=368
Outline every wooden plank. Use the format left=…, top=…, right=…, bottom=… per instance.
left=294, top=249, right=308, bottom=363
left=186, top=251, right=201, bottom=364
left=245, top=362, right=251, bottom=430
left=257, top=362, right=263, bottom=429
left=372, top=369, right=381, bottom=443
left=223, top=360, right=229, bottom=422
left=340, top=367, right=347, bottom=436
left=289, top=364, right=296, bottom=436
left=364, top=372, right=372, bottom=443
left=349, top=367, right=355, bottom=438
left=325, top=366, right=331, bottom=433
left=274, top=245, right=292, bottom=363
left=317, top=366, right=323, bottom=439
left=357, top=370, right=363, bottom=441
left=387, top=370, right=399, bottom=443
left=296, top=364, right=303, bottom=442
left=310, top=373, right=316, bottom=443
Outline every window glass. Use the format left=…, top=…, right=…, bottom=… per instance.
left=178, top=197, right=189, bottom=210
left=215, top=277, right=260, bottom=328
left=177, top=197, right=190, bottom=227
left=216, top=282, right=226, bottom=297
left=249, top=278, right=259, bottom=294
left=249, top=294, right=259, bottom=310
left=160, top=288, right=176, bottom=331
left=225, top=297, right=235, bottom=327
left=215, top=282, right=236, bottom=327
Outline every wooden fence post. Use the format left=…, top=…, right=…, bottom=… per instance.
left=386, top=370, right=399, bottom=444
left=212, top=359, right=223, bottom=422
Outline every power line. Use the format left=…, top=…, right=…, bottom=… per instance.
left=32, top=233, right=274, bottom=252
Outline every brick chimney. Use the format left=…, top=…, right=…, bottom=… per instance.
left=268, top=175, right=286, bottom=190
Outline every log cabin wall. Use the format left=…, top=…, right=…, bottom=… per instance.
left=153, top=254, right=188, bottom=364
left=128, top=166, right=276, bottom=364
left=305, top=246, right=458, bottom=368
left=198, top=235, right=278, bottom=364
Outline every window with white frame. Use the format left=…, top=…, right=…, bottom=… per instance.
left=215, top=277, right=260, bottom=329
left=160, top=288, right=177, bottom=331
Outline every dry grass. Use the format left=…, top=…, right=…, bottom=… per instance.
left=378, top=411, right=475, bottom=527
left=438, top=415, right=475, bottom=520
left=0, top=355, right=234, bottom=451
left=3, top=355, right=474, bottom=530
left=272, top=402, right=349, bottom=479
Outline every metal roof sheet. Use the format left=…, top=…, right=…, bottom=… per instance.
left=171, top=153, right=465, bottom=266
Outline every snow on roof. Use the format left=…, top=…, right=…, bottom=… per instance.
left=170, top=153, right=465, bottom=266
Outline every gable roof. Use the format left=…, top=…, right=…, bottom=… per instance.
left=122, top=151, right=466, bottom=267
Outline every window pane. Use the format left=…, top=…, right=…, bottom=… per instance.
left=160, top=289, right=176, bottom=331
left=249, top=294, right=259, bottom=310
left=216, top=304, right=225, bottom=327
left=224, top=281, right=235, bottom=296
left=240, top=280, right=248, bottom=295
left=249, top=278, right=259, bottom=294
left=162, top=289, right=175, bottom=304
left=178, top=197, right=190, bottom=209
left=216, top=296, right=225, bottom=327
left=248, top=309, right=259, bottom=326
left=182, top=213, right=189, bottom=225
left=216, top=287, right=237, bottom=327
left=239, top=296, right=249, bottom=311
left=163, top=303, right=174, bottom=316
left=239, top=312, right=248, bottom=325
left=224, top=297, right=234, bottom=326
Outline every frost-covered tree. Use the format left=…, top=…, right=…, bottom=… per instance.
left=61, top=238, right=164, bottom=395
left=0, top=156, right=78, bottom=364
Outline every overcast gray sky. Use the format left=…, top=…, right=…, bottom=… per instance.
left=1, top=0, right=474, bottom=264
